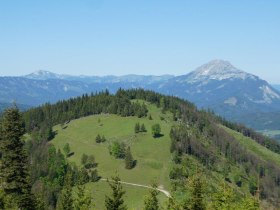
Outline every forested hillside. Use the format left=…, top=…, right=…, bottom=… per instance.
left=1, top=89, right=280, bottom=209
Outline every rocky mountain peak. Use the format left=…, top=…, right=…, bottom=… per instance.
left=24, top=70, right=61, bottom=80
left=186, top=59, right=256, bottom=83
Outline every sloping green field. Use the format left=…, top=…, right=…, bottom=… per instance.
left=222, top=125, right=280, bottom=167
left=52, top=102, right=174, bottom=209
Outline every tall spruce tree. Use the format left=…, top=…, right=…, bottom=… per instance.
left=74, top=184, right=92, bottom=210
left=0, top=107, right=35, bottom=209
left=143, top=183, right=160, bottom=210
left=188, top=174, right=206, bottom=210
left=57, top=171, right=74, bottom=210
left=124, top=147, right=134, bottom=169
left=105, top=175, right=127, bottom=210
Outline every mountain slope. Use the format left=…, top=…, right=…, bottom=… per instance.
left=23, top=89, right=280, bottom=209
left=1, top=60, right=280, bottom=130
left=157, top=60, right=280, bottom=129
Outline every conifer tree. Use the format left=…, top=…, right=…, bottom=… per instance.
left=105, top=175, right=127, bottom=210
left=101, top=135, right=106, bottom=142
left=211, top=183, right=235, bottom=210
left=140, top=123, right=146, bottom=132
left=143, top=183, right=160, bottom=210
left=63, top=143, right=71, bottom=156
left=188, top=174, right=206, bottom=210
left=124, top=146, right=134, bottom=169
left=0, top=107, right=35, bottom=209
left=96, top=134, right=101, bottom=143
left=74, top=184, right=92, bottom=210
left=57, top=171, right=73, bottom=210
left=81, top=153, right=89, bottom=165
left=239, top=196, right=260, bottom=210
left=134, top=122, right=140, bottom=133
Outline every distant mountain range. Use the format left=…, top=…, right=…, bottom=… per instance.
left=1, top=59, right=280, bottom=131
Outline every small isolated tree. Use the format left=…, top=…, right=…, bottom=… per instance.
left=124, top=147, right=134, bottom=169
left=110, top=141, right=126, bottom=159
left=90, top=169, right=99, bottom=182
left=140, top=123, right=146, bottom=132
left=101, top=135, right=106, bottom=143
left=63, top=143, right=71, bottom=156
left=143, top=183, right=159, bottom=210
left=85, top=155, right=96, bottom=169
left=151, top=124, right=161, bottom=138
left=96, top=134, right=102, bottom=143
left=148, top=114, right=153, bottom=120
left=105, top=175, right=127, bottom=210
left=134, top=122, right=140, bottom=134
left=81, top=153, right=89, bottom=165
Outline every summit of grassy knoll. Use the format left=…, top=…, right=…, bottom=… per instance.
left=52, top=101, right=174, bottom=209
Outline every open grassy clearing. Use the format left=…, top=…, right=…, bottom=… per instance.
left=82, top=181, right=167, bottom=210
left=52, top=102, right=174, bottom=208
left=222, top=125, right=280, bottom=167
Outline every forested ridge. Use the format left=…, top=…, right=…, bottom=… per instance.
left=1, top=88, right=280, bottom=209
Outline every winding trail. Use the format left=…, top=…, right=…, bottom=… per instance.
left=100, top=178, right=171, bottom=198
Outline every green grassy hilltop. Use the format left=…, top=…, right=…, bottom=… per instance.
left=52, top=102, right=173, bottom=209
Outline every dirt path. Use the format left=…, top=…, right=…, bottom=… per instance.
left=100, top=178, right=171, bottom=198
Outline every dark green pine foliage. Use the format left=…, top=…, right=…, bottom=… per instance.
left=105, top=175, right=127, bottom=210
left=74, top=184, right=92, bottom=210
left=134, top=122, right=140, bottom=133
left=140, top=123, right=146, bottom=132
left=188, top=175, right=206, bottom=210
left=0, top=107, right=35, bottom=209
left=124, top=147, right=134, bottom=169
left=143, top=183, right=160, bottom=210
left=57, top=171, right=73, bottom=210
left=151, top=124, right=161, bottom=138
left=96, top=134, right=101, bottom=143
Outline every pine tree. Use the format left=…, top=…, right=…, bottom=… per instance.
left=57, top=171, right=74, bottom=210
left=134, top=123, right=140, bottom=133
left=239, top=196, right=260, bottom=210
left=74, top=184, right=92, bottom=210
left=140, top=123, right=146, bottom=132
left=105, top=175, right=127, bottom=210
left=101, top=135, right=106, bottom=143
left=143, top=183, right=160, bottom=210
left=63, top=143, right=71, bottom=156
left=0, top=107, right=35, bottom=209
left=96, top=134, right=101, bottom=143
left=81, top=153, right=89, bottom=165
left=212, top=183, right=235, bottom=210
left=124, top=147, right=134, bottom=169
left=151, top=124, right=161, bottom=138
left=188, top=174, right=206, bottom=210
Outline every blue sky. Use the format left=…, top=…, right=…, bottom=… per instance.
left=0, top=0, right=280, bottom=83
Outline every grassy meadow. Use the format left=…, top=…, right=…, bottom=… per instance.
left=52, top=102, right=174, bottom=209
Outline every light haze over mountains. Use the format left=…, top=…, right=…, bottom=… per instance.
left=1, top=59, right=280, bottom=130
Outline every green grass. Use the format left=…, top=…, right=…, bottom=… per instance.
left=83, top=181, right=167, bottom=210
left=222, top=125, right=280, bottom=167
left=52, top=102, right=174, bottom=208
